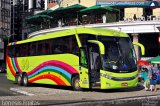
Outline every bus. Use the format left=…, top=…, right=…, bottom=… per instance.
left=6, top=27, right=145, bottom=90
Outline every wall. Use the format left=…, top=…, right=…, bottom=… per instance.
left=61, top=0, right=96, bottom=7
left=153, top=8, right=160, bottom=17
left=125, top=7, right=143, bottom=19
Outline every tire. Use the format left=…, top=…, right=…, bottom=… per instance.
left=72, top=76, right=81, bottom=91
left=15, top=75, right=18, bottom=84
left=16, top=74, right=23, bottom=86
left=23, top=74, right=29, bottom=87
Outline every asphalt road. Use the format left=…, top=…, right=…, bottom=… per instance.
left=0, top=73, right=20, bottom=96
left=0, top=72, right=160, bottom=106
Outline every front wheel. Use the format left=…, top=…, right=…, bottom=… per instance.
left=72, top=76, right=81, bottom=91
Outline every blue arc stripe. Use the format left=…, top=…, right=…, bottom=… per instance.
left=11, top=58, right=18, bottom=72
left=28, top=66, right=71, bottom=79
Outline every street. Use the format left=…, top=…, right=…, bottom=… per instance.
left=0, top=73, right=20, bottom=96
left=0, top=73, right=160, bottom=106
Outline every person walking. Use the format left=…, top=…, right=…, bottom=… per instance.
left=149, top=64, right=157, bottom=92
left=141, top=67, right=150, bottom=90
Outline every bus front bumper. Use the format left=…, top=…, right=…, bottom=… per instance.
left=100, top=76, right=138, bottom=89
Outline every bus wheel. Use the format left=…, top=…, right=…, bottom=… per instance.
left=16, top=74, right=23, bottom=86
left=23, top=74, right=29, bottom=87
left=72, top=76, right=81, bottom=91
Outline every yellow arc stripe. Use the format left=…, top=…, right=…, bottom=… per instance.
left=29, top=72, right=70, bottom=86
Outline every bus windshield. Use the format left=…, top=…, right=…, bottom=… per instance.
left=98, top=36, right=137, bottom=73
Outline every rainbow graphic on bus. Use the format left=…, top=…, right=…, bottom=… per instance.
left=6, top=56, right=79, bottom=86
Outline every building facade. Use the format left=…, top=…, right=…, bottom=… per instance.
left=11, top=0, right=59, bottom=41
left=61, top=0, right=160, bottom=20
left=0, top=0, right=11, bottom=41
left=11, top=0, right=29, bottom=41
left=60, top=0, right=96, bottom=7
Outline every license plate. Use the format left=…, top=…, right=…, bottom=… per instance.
left=121, top=82, right=128, bottom=86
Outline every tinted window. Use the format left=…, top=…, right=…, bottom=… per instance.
left=8, top=46, right=15, bottom=57
left=78, top=34, right=96, bottom=47
left=29, top=42, right=37, bottom=56
left=7, top=35, right=79, bottom=57
left=51, top=35, right=79, bottom=55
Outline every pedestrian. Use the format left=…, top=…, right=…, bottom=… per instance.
left=102, top=14, right=106, bottom=23
left=141, top=67, right=150, bottom=90
left=133, top=14, right=137, bottom=21
left=155, top=64, right=160, bottom=84
left=148, top=64, right=157, bottom=92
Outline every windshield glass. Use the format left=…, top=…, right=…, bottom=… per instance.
left=98, top=36, right=137, bottom=73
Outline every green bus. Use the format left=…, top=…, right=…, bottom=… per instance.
left=6, top=27, right=144, bottom=90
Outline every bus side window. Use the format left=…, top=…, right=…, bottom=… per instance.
left=29, top=43, right=37, bottom=56
left=8, top=46, right=15, bottom=57
left=37, top=42, right=43, bottom=55
left=54, top=45, right=63, bottom=54
left=72, top=36, right=79, bottom=55
left=15, top=45, right=20, bottom=57
left=52, top=38, right=63, bottom=54
left=50, top=39, right=54, bottom=54
left=24, top=44, right=29, bottom=56
left=19, top=44, right=23, bottom=57
left=50, top=35, right=79, bottom=55
left=44, top=41, right=51, bottom=55
left=20, top=44, right=28, bottom=57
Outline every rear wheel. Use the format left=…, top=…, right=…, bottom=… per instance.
left=16, top=74, right=23, bottom=86
left=23, top=74, right=29, bottom=86
left=72, top=76, right=81, bottom=91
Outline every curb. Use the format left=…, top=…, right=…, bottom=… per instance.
left=10, top=88, right=35, bottom=96
left=52, top=95, right=160, bottom=106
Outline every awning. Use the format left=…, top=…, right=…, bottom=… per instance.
left=64, top=4, right=86, bottom=11
left=146, top=56, right=160, bottom=64
left=47, top=7, right=65, bottom=16
left=48, top=4, right=86, bottom=16
left=26, top=15, right=53, bottom=24
left=37, top=10, right=53, bottom=15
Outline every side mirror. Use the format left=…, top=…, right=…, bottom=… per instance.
left=132, top=42, right=145, bottom=56
left=79, top=47, right=88, bottom=67
left=87, top=40, right=105, bottom=55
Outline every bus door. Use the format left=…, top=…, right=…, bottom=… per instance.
left=79, top=40, right=104, bottom=89
left=88, top=42, right=101, bottom=88
left=79, top=45, right=101, bottom=89
left=87, top=40, right=105, bottom=89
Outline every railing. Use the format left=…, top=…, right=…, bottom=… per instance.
left=123, top=15, right=160, bottom=22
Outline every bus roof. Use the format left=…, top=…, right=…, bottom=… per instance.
left=12, top=27, right=128, bottom=45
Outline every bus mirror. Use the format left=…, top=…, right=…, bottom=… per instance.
left=132, top=42, right=145, bottom=56
left=87, top=40, right=105, bottom=55
left=79, top=47, right=88, bottom=67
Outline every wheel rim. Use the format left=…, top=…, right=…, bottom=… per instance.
left=75, top=79, right=80, bottom=89
left=24, top=77, right=27, bottom=85
left=18, top=76, right=21, bottom=84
